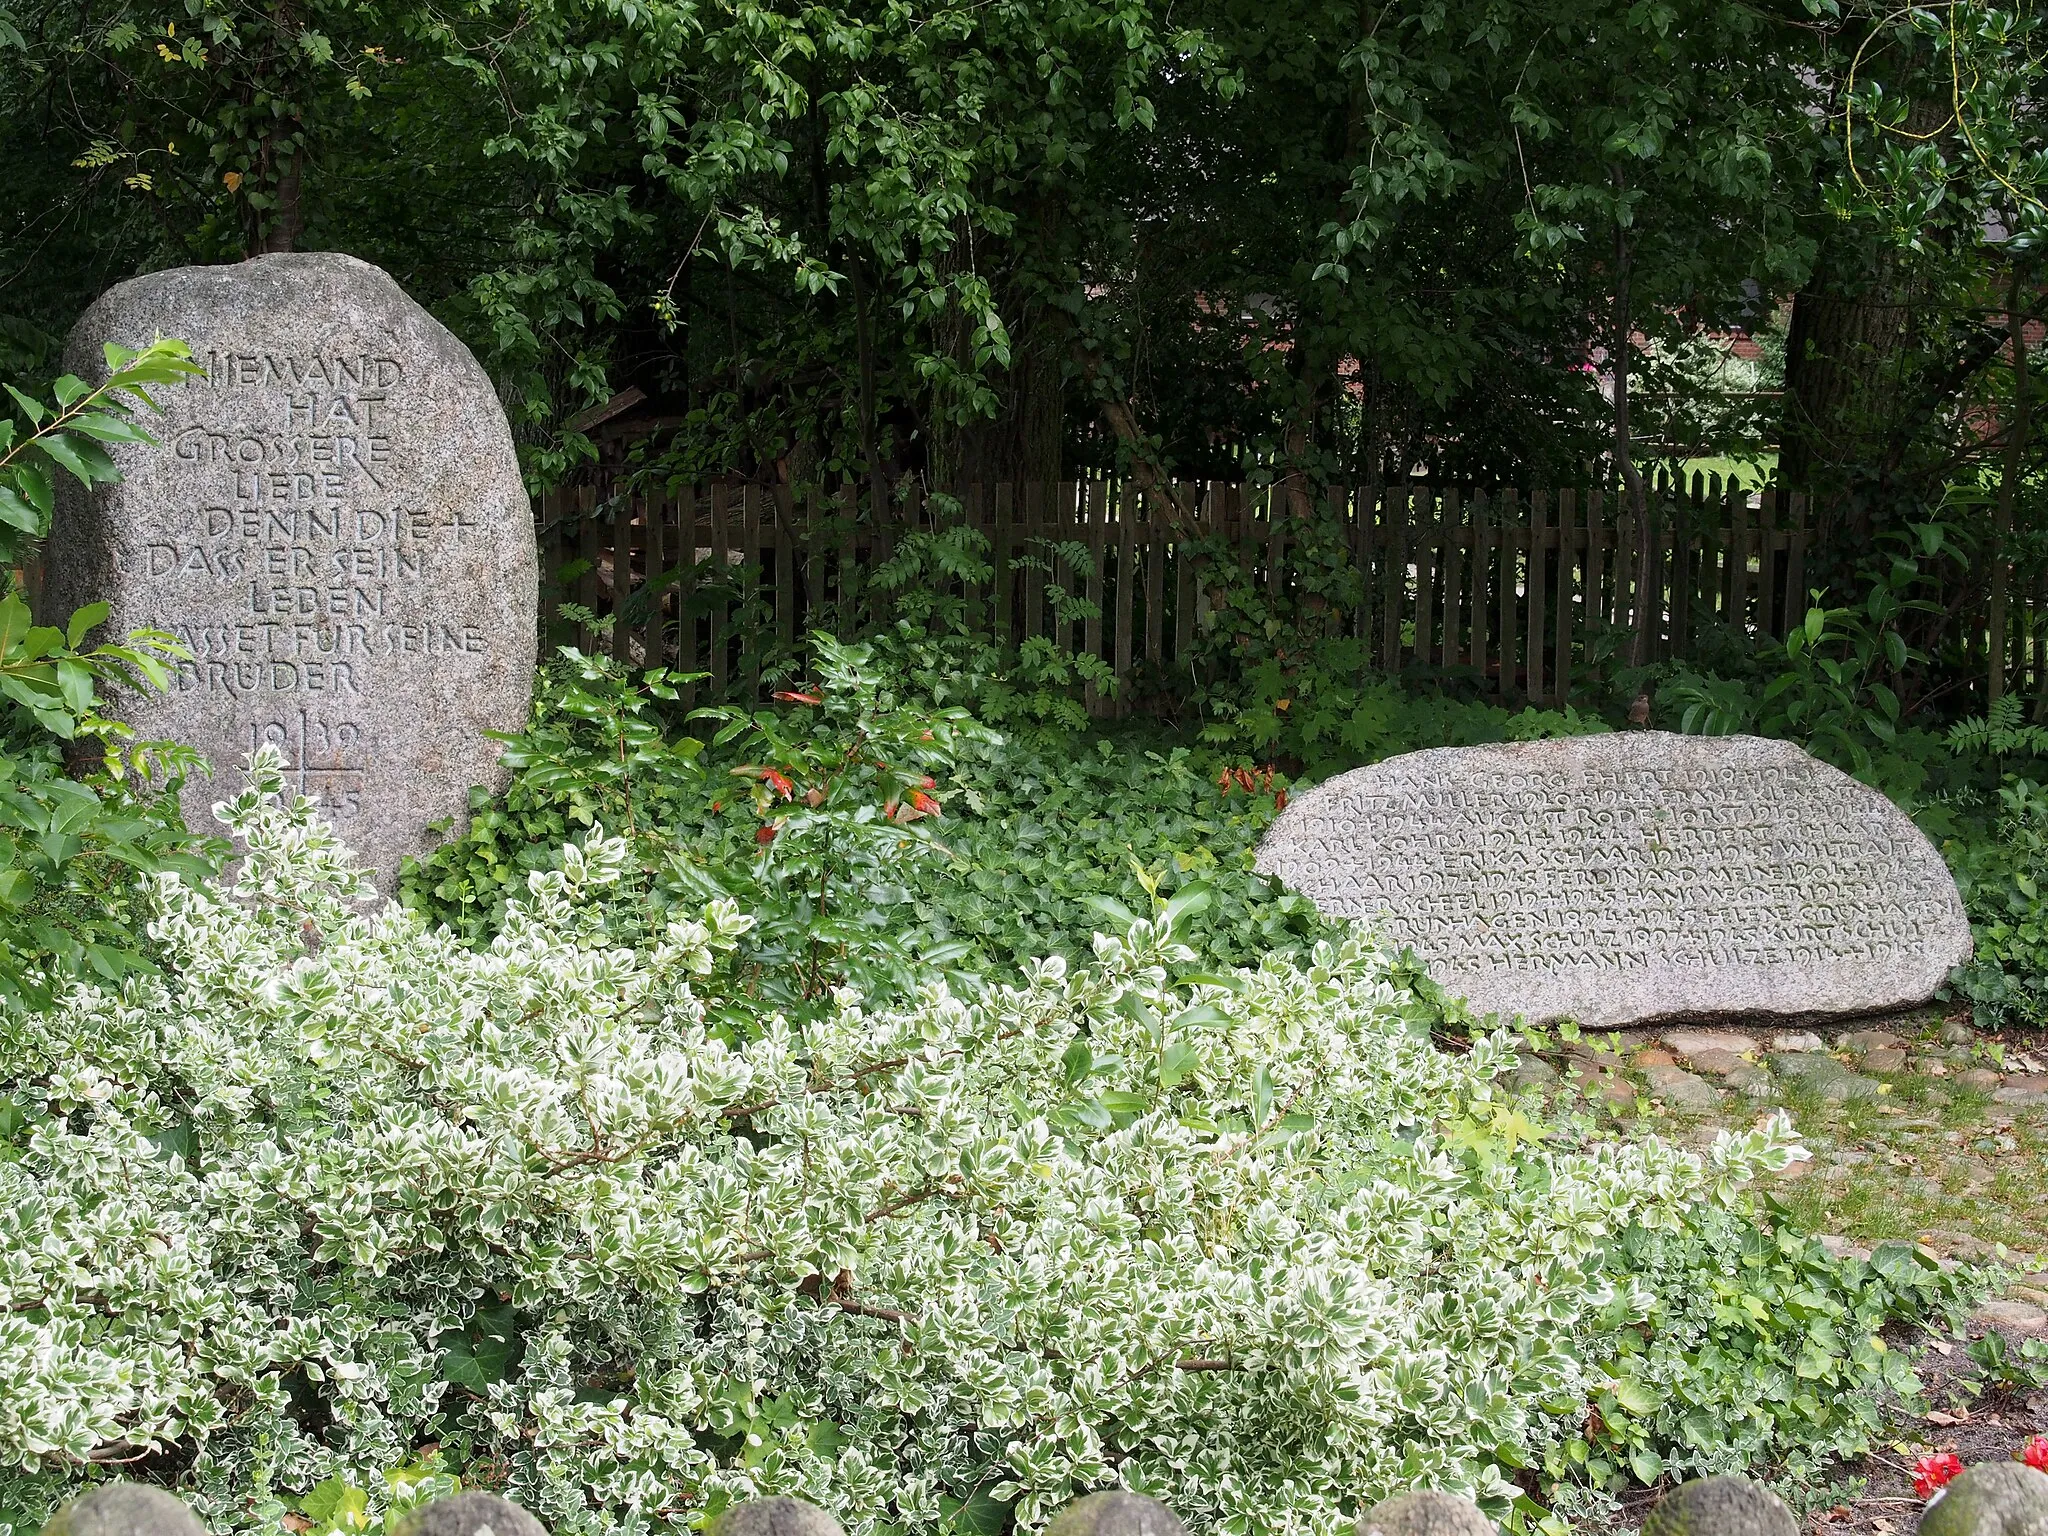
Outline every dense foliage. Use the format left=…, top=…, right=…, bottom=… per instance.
left=0, top=748, right=1972, bottom=1536
left=4, top=0, right=2041, bottom=523
left=0, top=344, right=218, bottom=1006
left=405, top=633, right=1329, bottom=1015
left=4, top=3, right=2045, bottom=1517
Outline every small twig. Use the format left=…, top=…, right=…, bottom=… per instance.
left=866, top=1184, right=950, bottom=1223
left=834, top=1297, right=910, bottom=1325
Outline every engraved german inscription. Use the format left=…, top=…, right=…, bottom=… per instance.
left=44, top=253, right=537, bottom=884
left=1254, top=733, right=1973, bottom=1026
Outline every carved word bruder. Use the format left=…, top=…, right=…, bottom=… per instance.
left=1254, top=733, right=1972, bottom=1026
left=45, top=254, right=536, bottom=885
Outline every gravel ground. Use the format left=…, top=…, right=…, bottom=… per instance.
left=1519, top=1008, right=2048, bottom=1531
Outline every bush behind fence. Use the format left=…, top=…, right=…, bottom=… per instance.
left=544, top=472, right=1857, bottom=712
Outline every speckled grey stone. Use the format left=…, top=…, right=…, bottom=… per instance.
left=1664, top=1027, right=1759, bottom=1058
left=1645, top=1064, right=1722, bottom=1114
left=1253, top=734, right=1971, bottom=1026
left=1354, top=1492, right=1496, bottom=1536
left=1505, top=1056, right=1560, bottom=1094
left=390, top=1493, right=549, bottom=1536
left=45, top=253, right=536, bottom=886
left=1770, top=1052, right=1880, bottom=1101
left=1640, top=1476, right=1796, bottom=1536
left=708, top=1498, right=846, bottom=1536
left=1045, top=1493, right=1187, bottom=1536
left=1727, top=1062, right=1775, bottom=1097
left=40, top=1484, right=209, bottom=1536
left=1916, top=1462, right=2048, bottom=1536
left=1972, top=1297, right=2048, bottom=1331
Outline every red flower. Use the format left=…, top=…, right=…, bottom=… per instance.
left=2024, top=1437, right=2048, bottom=1473
left=1275, top=789, right=1288, bottom=811
left=1217, top=769, right=1234, bottom=794
left=774, top=690, right=823, bottom=705
left=1234, top=767, right=1256, bottom=794
left=756, top=824, right=778, bottom=846
left=763, top=768, right=794, bottom=799
left=1914, top=1453, right=1964, bottom=1498
left=909, top=789, right=941, bottom=817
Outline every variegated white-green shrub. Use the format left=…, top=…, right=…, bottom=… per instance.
left=0, top=750, right=1806, bottom=1536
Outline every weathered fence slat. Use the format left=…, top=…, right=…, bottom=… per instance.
left=1470, top=489, right=1493, bottom=686
left=1554, top=488, right=1576, bottom=707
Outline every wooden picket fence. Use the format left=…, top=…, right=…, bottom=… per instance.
left=541, top=472, right=1820, bottom=712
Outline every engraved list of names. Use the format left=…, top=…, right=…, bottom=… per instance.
left=46, top=253, right=536, bottom=884
left=1254, top=733, right=1973, bottom=1025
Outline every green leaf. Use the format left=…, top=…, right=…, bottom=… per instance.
left=55, top=658, right=96, bottom=717
left=1079, top=892, right=1138, bottom=930
left=437, top=1301, right=522, bottom=1391
left=64, top=412, right=157, bottom=446
left=1611, top=1377, right=1659, bottom=1415
left=938, top=1486, right=1013, bottom=1536
left=1159, top=1039, right=1203, bottom=1089
left=11, top=460, right=50, bottom=516
left=38, top=432, right=116, bottom=485
left=0, top=594, right=31, bottom=657
left=1160, top=880, right=1213, bottom=928
left=4, top=385, right=45, bottom=426
left=65, top=603, right=109, bottom=649
left=0, top=485, right=42, bottom=534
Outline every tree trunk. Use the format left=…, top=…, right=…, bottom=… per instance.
left=1991, top=265, right=2032, bottom=705
left=1070, top=340, right=1192, bottom=532
left=1779, top=95, right=1948, bottom=568
left=1614, top=185, right=1652, bottom=672
left=254, top=146, right=304, bottom=254
left=929, top=292, right=1064, bottom=490
left=1778, top=238, right=1913, bottom=534
left=245, top=0, right=303, bottom=256
left=926, top=195, right=1067, bottom=495
left=1278, top=363, right=1322, bottom=521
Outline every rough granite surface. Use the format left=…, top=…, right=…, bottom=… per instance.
left=40, top=1485, right=210, bottom=1536
left=389, top=1494, right=549, bottom=1536
left=44, top=252, right=536, bottom=885
left=709, top=1501, right=847, bottom=1536
left=1639, top=1476, right=1796, bottom=1536
left=1353, top=1491, right=1496, bottom=1536
left=1044, top=1493, right=1188, bottom=1536
left=1916, top=1462, right=2048, bottom=1536
left=1253, top=733, right=1972, bottom=1026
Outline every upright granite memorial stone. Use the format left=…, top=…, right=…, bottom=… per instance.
left=1254, top=733, right=1972, bottom=1026
left=43, top=253, right=537, bottom=884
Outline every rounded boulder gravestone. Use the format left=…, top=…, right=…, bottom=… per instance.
left=1254, top=733, right=1971, bottom=1026
left=39, top=1484, right=209, bottom=1536
left=44, top=252, right=537, bottom=885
